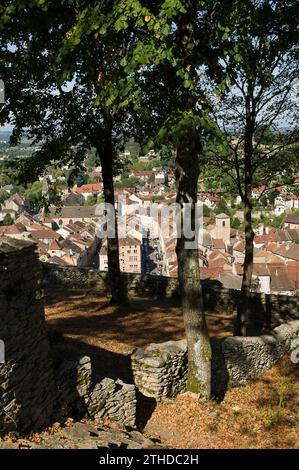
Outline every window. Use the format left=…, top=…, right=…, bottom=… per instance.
left=222, top=221, right=226, bottom=227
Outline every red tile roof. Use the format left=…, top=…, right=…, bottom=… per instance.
left=212, top=238, right=225, bottom=249
left=285, top=214, right=299, bottom=225
left=30, top=229, right=59, bottom=239
left=75, top=183, right=103, bottom=194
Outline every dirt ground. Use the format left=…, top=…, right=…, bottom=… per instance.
left=45, top=289, right=233, bottom=381
left=44, top=289, right=299, bottom=449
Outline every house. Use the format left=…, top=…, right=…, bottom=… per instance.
left=0, top=193, right=28, bottom=221
left=274, top=203, right=286, bottom=216
left=49, top=206, right=99, bottom=226
left=268, top=265, right=299, bottom=295
left=269, top=243, right=299, bottom=263
left=284, top=214, right=299, bottom=229
left=47, top=239, right=64, bottom=258
left=155, top=171, right=168, bottom=186
left=252, top=264, right=272, bottom=294
left=30, top=229, right=62, bottom=245
left=74, top=183, right=103, bottom=200
left=212, top=238, right=226, bottom=253
left=99, top=235, right=142, bottom=274
left=232, top=241, right=245, bottom=263
left=58, top=239, right=85, bottom=266
left=286, top=195, right=299, bottom=210
left=63, top=191, right=84, bottom=206
left=251, top=186, right=265, bottom=199
left=274, top=194, right=299, bottom=215
left=0, top=224, right=28, bottom=240
left=197, top=192, right=219, bottom=210
left=130, top=170, right=154, bottom=183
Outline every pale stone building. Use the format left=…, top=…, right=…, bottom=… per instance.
left=211, top=213, right=231, bottom=244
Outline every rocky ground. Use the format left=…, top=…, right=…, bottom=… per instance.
left=0, top=420, right=163, bottom=449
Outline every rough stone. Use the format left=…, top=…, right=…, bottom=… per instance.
left=0, top=239, right=137, bottom=436
left=131, top=321, right=299, bottom=400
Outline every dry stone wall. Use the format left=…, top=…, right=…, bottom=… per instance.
left=0, top=239, right=57, bottom=434
left=52, top=346, right=136, bottom=427
left=222, top=321, right=299, bottom=387
left=131, top=340, right=187, bottom=400
left=0, top=239, right=136, bottom=436
left=131, top=320, right=299, bottom=400
left=42, top=263, right=299, bottom=327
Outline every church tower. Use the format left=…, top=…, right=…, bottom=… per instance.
left=214, top=213, right=230, bottom=243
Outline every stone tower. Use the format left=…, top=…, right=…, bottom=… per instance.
left=214, top=213, right=230, bottom=243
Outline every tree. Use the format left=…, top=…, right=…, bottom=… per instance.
left=203, top=0, right=299, bottom=335
left=202, top=204, right=211, bottom=217
left=216, top=198, right=229, bottom=215
left=3, top=213, right=13, bottom=226
left=26, top=181, right=43, bottom=213
left=0, top=0, right=136, bottom=304
left=231, top=217, right=241, bottom=229
left=74, top=172, right=88, bottom=188
left=151, top=195, right=164, bottom=202
left=0, top=189, right=9, bottom=205
left=85, top=150, right=99, bottom=172
left=110, top=0, right=229, bottom=397
left=123, top=176, right=144, bottom=188
left=15, top=0, right=223, bottom=397
left=84, top=194, right=97, bottom=206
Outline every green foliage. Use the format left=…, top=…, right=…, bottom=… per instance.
left=202, top=204, right=211, bottom=217
left=26, top=181, right=43, bottom=212
left=3, top=213, right=14, bottom=225
left=116, top=176, right=144, bottom=189
left=84, top=194, right=97, bottom=206
left=29, top=181, right=42, bottom=193
left=216, top=198, right=229, bottom=215
left=151, top=195, right=164, bottom=202
left=74, top=172, right=88, bottom=187
left=129, top=160, right=148, bottom=172
left=85, top=150, right=99, bottom=172
left=125, top=140, right=141, bottom=160
left=0, top=188, right=10, bottom=205
left=252, top=218, right=260, bottom=230
left=272, top=213, right=285, bottom=229
left=231, top=217, right=241, bottom=229
left=97, top=194, right=105, bottom=204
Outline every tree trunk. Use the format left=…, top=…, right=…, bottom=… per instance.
left=98, top=138, right=128, bottom=305
left=234, top=197, right=254, bottom=336
left=175, top=132, right=211, bottom=398
left=234, top=86, right=255, bottom=336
